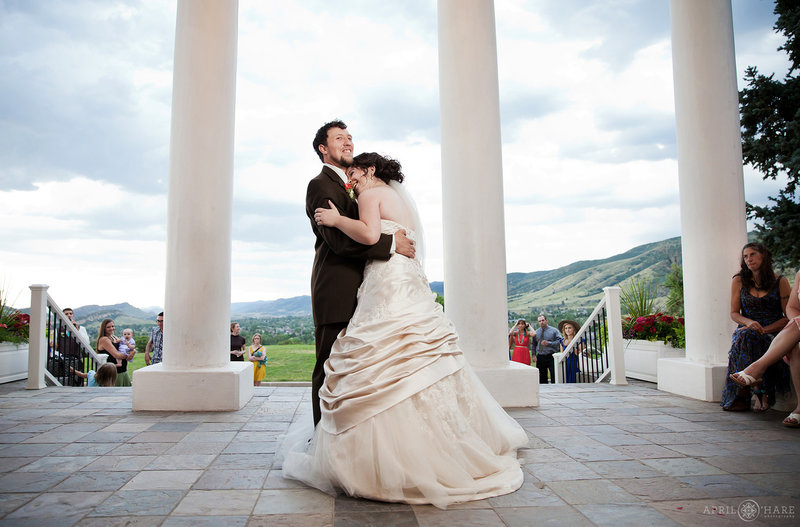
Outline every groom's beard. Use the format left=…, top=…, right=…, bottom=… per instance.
left=330, top=151, right=353, bottom=168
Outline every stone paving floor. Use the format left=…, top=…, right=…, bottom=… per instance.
left=0, top=379, right=798, bottom=526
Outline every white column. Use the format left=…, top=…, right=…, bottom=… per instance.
left=133, top=0, right=252, bottom=411
left=658, top=0, right=747, bottom=401
left=438, top=0, right=538, bottom=407
left=25, top=284, right=48, bottom=390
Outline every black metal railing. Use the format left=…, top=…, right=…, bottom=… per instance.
left=44, top=302, right=102, bottom=386
left=553, top=287, right=624, bottom=384
left=556, top=306, right=610, bottom=383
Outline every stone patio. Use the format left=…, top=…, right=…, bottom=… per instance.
left=0, top=379, right=798, bottom=526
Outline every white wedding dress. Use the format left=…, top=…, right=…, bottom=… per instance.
left=282, top=220, right=527, bottom=509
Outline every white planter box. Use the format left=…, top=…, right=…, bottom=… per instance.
left=624, top=339, right=685, bottom=383
left=0, top=342, right=29, bottom=384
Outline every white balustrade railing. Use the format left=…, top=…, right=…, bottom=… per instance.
left=552, top=287, right=627, bottom=385
left=26, top=284, right=104, bottom=389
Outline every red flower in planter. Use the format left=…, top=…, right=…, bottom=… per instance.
left=623, top=311, right=685, bottom=347
left=10, top=313, right=29, bottom=330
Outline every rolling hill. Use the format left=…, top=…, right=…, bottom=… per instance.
left=66, top=236, right=684, bottom=322
left=230, top=296, right=312, bottom=317
left=431, top=236, right=682, bottom=313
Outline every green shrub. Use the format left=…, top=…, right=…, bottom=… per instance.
left=620, top=276, right=659, bottom=320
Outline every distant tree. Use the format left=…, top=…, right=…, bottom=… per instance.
left=739, top=0, right=800, bottom=268
left=134, top=334, right=149, bottom=352
left=746, top=189, right=800, bottom=271
left=435, top=293, right=444, bottom=309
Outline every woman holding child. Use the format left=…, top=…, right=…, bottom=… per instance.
left=721, top=243, right=790, bottom=412
left=96, top=318, right=133, bottom=386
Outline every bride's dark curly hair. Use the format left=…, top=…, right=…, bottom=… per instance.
left=351, top=152, right=404, bottom=184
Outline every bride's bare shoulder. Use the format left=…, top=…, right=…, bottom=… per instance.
left=361, top=186, right=400, bottom=202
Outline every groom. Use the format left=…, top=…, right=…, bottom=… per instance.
left=306, top=120, right=415, bottom=426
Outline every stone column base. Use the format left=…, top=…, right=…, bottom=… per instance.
left=132, top=362, right=254, bottom=411
left=475, top=362, right=539, bottom=408
left=657, top=357, right=727, bottom=402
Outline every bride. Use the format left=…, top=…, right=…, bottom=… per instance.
left=282, top=152, right=527, bottom=508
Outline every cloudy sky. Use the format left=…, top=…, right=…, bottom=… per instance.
left=0, top=0, right=789, bottom=310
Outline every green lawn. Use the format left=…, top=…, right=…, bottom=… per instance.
left=126, top=344, right=315, bottom=382
left=262, top=344, right=315, bottom=382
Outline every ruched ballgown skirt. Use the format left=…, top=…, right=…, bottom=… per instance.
left=282, top=221, right=527, bottom=509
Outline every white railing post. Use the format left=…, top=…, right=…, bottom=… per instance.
left=604, top=286, right=627, bottom=386
left=553, top=353, right=564, bottom=383
left=26, top=284, right=49, bottom=390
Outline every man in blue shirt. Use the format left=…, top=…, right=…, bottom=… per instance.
left=534, top=314, right=561, bottom=384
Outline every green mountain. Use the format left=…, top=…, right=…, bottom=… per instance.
left=73, top=302, right=155, bottom=322
left=432, top=236, right=682, bottom=314
left=507, top=236, right=682, bottom=312
left=66, top=236, right=685, bottom=330
left=231, top=297, right=311, bottom=316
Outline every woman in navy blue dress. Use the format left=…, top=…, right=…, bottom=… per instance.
left=558, top=320, right=583, bottom=383
left=721, top=243, right=790, bottom=411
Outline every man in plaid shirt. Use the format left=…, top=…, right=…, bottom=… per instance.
left=145, top=312, right=164, bottom=365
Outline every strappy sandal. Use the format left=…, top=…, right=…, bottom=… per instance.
left=752, top=388, right=769, bottom=413
left=730, top=371, right=763, bottom=388
left=782, top=413, right=800, bottom=428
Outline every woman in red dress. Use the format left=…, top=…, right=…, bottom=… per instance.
left=508, top=319, right=535, bottom=365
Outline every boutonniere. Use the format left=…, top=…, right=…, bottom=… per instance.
left=344, top=182, right=355, bottom=200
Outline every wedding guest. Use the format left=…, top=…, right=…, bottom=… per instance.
left=72, top=362, right=118, bottom=387
left=145, top=312, right=164, bottom=366
left=230, top=322, right=245, bottom=361
left=731, top=270, right=800, bottom=427
left=247, top=333, right=267, bottom=386
left=508, top=319, right=535, bottom=365
left=721, top=243, right=790, bottom=412
left=558, top=320, right=585, bottom=383
left=63, top=308, right=89, bottom=343
left=96, top=318, right=132, bottom=386
left=535, top=315, right=562, bottom=384
left=57, top=307, right=90, bottom=385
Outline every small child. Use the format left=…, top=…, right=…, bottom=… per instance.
left=116, top=328, right=136, bottom=367
left=72, top=362, right=118, bottom=387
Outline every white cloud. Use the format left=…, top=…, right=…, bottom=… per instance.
left=0, top=0, right=787, bottom=309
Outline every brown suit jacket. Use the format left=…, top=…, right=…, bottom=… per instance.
left=306, top=165, right=392, bottom=326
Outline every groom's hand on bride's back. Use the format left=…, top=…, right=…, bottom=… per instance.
left=394, top=230, right=416, bottom=259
